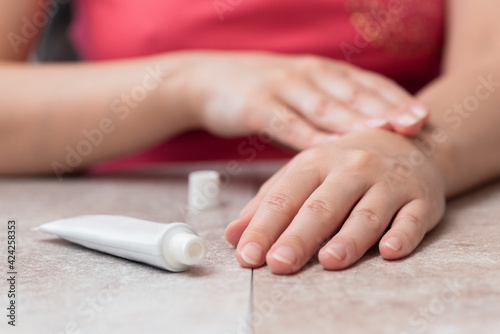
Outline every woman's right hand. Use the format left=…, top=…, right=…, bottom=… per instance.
left=180, top=52, right=428, bottom=150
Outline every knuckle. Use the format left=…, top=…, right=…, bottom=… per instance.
left=347, top=85, right=360, bottom=102
left=352, top=71, right=377, bottom=87
left=295, top=147, right=323, bottom=166
left=245, top=224, right=274, bottom=247
left=240, top=104, right=262, bottom=130
left=373, top=74, right=397, bottom=88
left=304, top=198, right=335, bottom=218
left=288, top=152, right=323, bottom=180
left=346, top=149, right=376, bottom=170
left=310, top=99, right=330, bottom=119
left=267, top=68, right=287, bottom=83
left=263, top=192, right=295, bottom=212
left=381, top=76, right=398, bottom=87
left=351, top=208, right=384, bottom=232
left=362, top=70, right=393, bottom=87
left=296, top=55, right=323, bottom=71
left=284, top=112, right=302, bottom=130
left=399, top=211, right=425, bottom=234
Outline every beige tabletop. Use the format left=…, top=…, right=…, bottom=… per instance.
left=1, top=161, right=499, bottom=334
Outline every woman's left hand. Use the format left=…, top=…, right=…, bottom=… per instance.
left=225, top=129, right=447, bottom=274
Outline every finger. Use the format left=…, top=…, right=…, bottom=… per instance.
left=311, top=70, right=421, bottom=133
left=225, top=218, right=250, bottom=248
left=389, top=108, right=428, bottom=136
left=379, top=200, right=437, bottom=260
left=318, top=183, right=407, bottom=270
left=239, top=161, right=290, bottom=218
left=294, top=55, right=357, bottom=104
left=321, top=60, right=420, bottom=115
left=349, top=70, right=429, bottom=134
left=310, top=72, right=357, bottom=104
left=247, top=100, right=337, bottom=150
left=235, top=159, right=324, bottom=268
left=225, top=164, right=290, bottom=247
left=350, top=70, right=411, bottom=106
left=264, top=172, right=368, bottom=274
left=312, top=74, right=393, bottom=133
left=351, top=89, right=395, bottom=117
left=277, top=81, right=370, bottom=133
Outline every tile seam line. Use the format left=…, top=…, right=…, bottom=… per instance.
left=249, top=268, right=254, bottom=334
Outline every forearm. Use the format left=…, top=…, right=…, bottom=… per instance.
left=0, top=53, right=199, bottom=175
left=416, top=59, right=500, bottom=196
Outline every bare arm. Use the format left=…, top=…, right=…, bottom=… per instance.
left=0, top=1, right=199, bottom=176
left=0, top=58, right=199, bottom=176
left=417, top=0, right=500, bottom=196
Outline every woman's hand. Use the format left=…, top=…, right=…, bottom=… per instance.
left=182, top=52, right=428, bottom=150
left=225, top=129, right=446, bottom=274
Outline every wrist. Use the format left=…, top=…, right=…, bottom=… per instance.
left=154, top=52, right=204, bottom=132
left=412, top=124, right=459, bottom=197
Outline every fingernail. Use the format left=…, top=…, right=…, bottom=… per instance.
left=384, top=237, right=403, bottom=251
left=271, top=246, right=298, bottom=266
left=240, top=242, right=263, bottom=265
left=410, top=104, right=428, bottom=119
left=365, top=118, right=388, bottom=128
left=396, top=114, right=419, bottom=126
left=325, top=243, right=346, bottom=261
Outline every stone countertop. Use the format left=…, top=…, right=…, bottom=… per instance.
left=0, top=161, right=498, bottom=334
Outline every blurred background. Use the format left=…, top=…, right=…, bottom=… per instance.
left=34, top=1, right=78, bottom=62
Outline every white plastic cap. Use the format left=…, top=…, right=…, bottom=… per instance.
left=188, top=170, right=221, bottom=210
left=166, top=232, right=206, bottom=266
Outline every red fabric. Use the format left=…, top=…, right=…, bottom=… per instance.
left=69, top=0, right=445, bottom=172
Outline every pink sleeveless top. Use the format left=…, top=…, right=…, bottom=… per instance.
left=69, top=0, right=445, bottom=172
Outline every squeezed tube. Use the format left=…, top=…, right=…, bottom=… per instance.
left=37, top=215, right=205, bottom=272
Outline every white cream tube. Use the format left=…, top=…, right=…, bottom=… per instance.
left=37, top=215, right=205, bottom=272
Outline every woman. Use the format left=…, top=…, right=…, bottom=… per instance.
left=1, top=1, right=499, bottom=274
